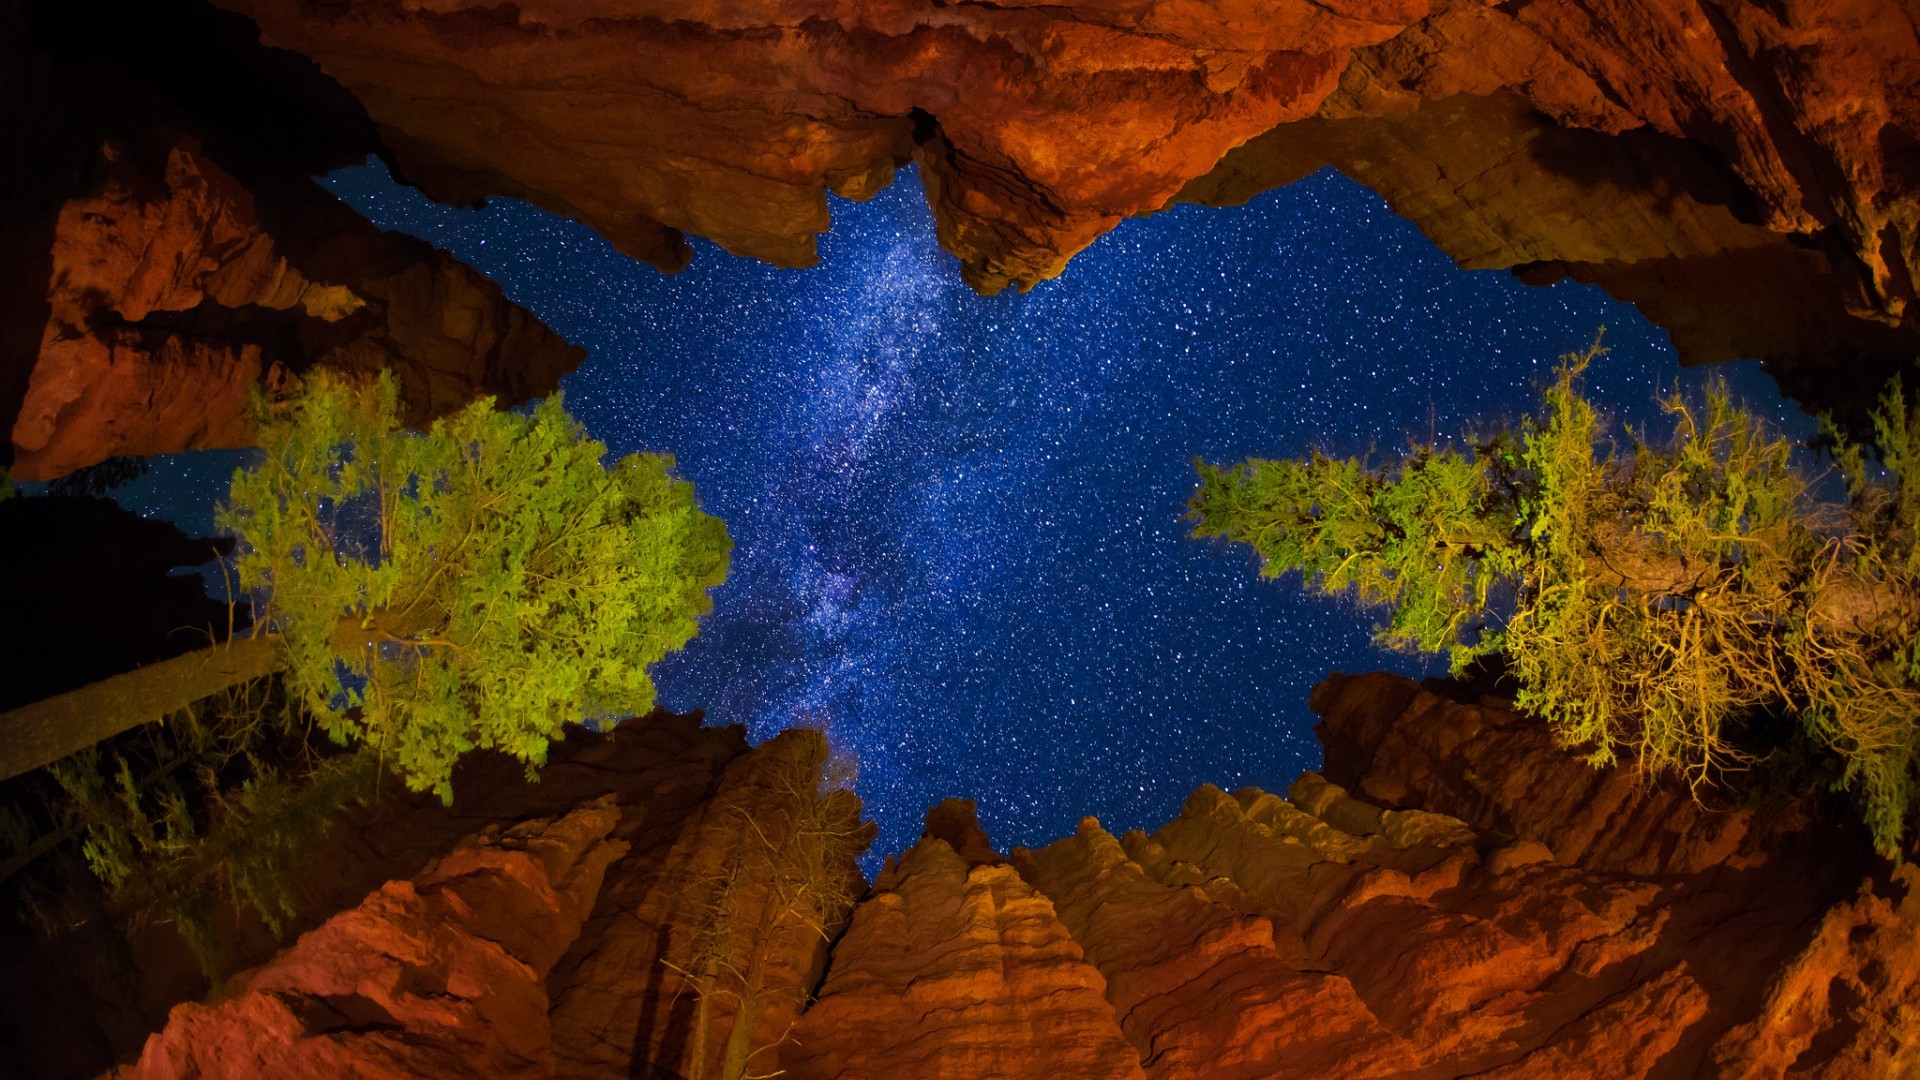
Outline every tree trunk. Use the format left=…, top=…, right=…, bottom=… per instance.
left=686, top=971, right=716, bottom=1080
left=1584, top=523, right=1916, bottom=637
left=720, top=892, right=780, bottom=1080
left=0, top=634, right=284, bottom=782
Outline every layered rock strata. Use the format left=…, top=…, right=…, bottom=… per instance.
left=545, top=729, right=873, bottom=1080
left=0, top=709, right=750, bottom=1079
left=74, top=720, right=877, bottom=1080
left=781, top=801, right=1145, bottom=1080
left=10, top=129, right=581, bottom=479
left=9, top=0, right=1919, bottom=470
left=2, top=1, right=582, bottom=479
left=211, top=0, right=1920, bottom=404
left=125, top=798, right=631, bottom=1079
left=108, top=674, right=1920, bottom=1079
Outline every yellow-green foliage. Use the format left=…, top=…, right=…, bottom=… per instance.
left=1193, top=340, right=1920, bottom=857
left=218, top=372, right=731, bottom=799
left=1508, top=356, right=1814, bottom=787
left=1191, top=440, right=1518, bottom=669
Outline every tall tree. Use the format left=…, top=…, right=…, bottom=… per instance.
left=1191, top=340, right=1920, bottom=856
left=218, top=371, right=731, bottom=799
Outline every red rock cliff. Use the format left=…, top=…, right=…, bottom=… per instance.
left=1, top=2, right=583, bottom=479
left=206, top=0, right=1920, bottom=406
left=11, top=1, right=1918, bottom=470
left=10, top=129, right=582, bottom=479
left=107, top=675, right=1920, bottom=1079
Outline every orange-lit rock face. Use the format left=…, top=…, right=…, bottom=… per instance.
left=214, top=0, right=1920, bottom=388
left=13, top=1, right=1920, bottom=474
left=12, top=136, right=300, bottom=480
left=8, top=128, right=581, bottom=480
left=215, top=0, right=1428, bottom=293
left=784, top=799, right=1145, bottom=1080
left=116, top=681, right=1920, bottom=1079
left=1296, top=673, right=1920, bottom=1077
left=123, top=798, right=630, bottom=1079
left=1308, top=671, right=1807, bottom=876
left=546, top=728, right=873, bottom=1080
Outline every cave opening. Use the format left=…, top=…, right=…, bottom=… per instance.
left=112, top=159, right=1806, bottom=861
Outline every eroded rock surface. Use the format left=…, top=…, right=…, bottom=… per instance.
left=783, top=800, right=1144, bottom=1080
left=123, top=798, right=630, bottom=1079
left=104, top=675, right=1920, bottom=1079
left=211, top=0, right=1920, bottom=407
left=545, top=728, right=873, bottom=1080
left=2, top=2, right=582, bottom=479
left=9, top=128, right=580, bottom=480
left=0, top=709, right=747, bottom=1080
left=217, top=0, right=1420, bottom=294
left=9, top=1, right=1919, bottom=471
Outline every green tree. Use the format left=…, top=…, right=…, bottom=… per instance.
left=1191, top=338, right=1920, bottom=857
left=218, top=371, right=730, bottom=799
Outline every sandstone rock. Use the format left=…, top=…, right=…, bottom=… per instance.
left=782, top=801, right=1141, bottom=1080
left=9, top=129, right=581, bottom=479
left=217, top=0, right=1423, bottom=294
left=988, top=674, right=1916, bottom=1076
left=1015, top=813, right=1418, bottom=1079
left=12, top=0, right=1920, bottom=475
left=1179, top=88, right=1919, bottom=390
left=1310, top=670, right=1821, bottom=874
left=1708, top=865, right=1920, bottom=1078
left=209, top=0, right=1920, bottom=409
left=1190, top=0, right=1920, bottom=393
left=94, top=676, right=1920, bottom=1079
left=545, top=728, right=874, bottom=1080
left=0, top=709, right=746, bottom=1080
left=123, top=797, right=630, bottom=1079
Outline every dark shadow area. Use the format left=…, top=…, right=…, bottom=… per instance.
left=0, top=494, right=243, bottom=711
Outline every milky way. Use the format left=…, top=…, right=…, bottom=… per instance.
left=127, top=164, right=1800, bottom=864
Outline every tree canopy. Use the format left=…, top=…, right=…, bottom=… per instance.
left=218, top=372, right=731, bottom=799
left=1191, top=339, right=1920, bottom=857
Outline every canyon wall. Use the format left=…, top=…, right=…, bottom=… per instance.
left=206, top=0, right=1920, bottom=411
left=101, top=674, right=1919, bottom=1080
left=1, top=1, right=581, bottom=479
left=8, top=127, right=582, bottom=480
left=10, top=0, right=1920, bottom=477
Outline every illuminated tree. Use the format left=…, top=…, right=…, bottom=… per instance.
left=677, top=734, right=870, bottom=1080
left=1191, top=339, right=1920, bottom=856
left=219, top=371, right=730, bottom=799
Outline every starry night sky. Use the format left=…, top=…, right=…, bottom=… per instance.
left=124, top=164, right=1801, bottom=864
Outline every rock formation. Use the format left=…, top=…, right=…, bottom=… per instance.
left=0, top=709, right=749, bottom=1079
left=782, top=801, right=1145, bottom=1080
left=207, top=0, right=1920, bottom=411
left=125, top=798, right=630, bottom=1079
left=94, top=674, right=1919, bottom=1080
left=544, top=729, right=872, bottom=1080
left=1, top=0, right=582, bottom=479
left=10, top=127, right=582, bottom=480
left=8, top=0, right=1919, bottom=466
